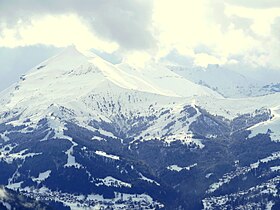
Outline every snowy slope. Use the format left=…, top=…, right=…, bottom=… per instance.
left=0, top=46, right=220, bottom=123
left=0, top=46, right=224, bottom=143
left=168, top=65, right=274, bottom=98
left=249, top=105, right=280, bottom=141
left=0, top=46, right=280, bottom=143
left=192, top=93, right=280, bottom=141
left=1, top=46, right=221, bottom=109
left=117, top=62, right=222, bottom=98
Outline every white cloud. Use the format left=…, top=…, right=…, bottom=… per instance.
left=123, top=51, right=152, bottom=67
left=0, top=14, right=119, bottom=52
left=224, top=4, right=280, bottom=36
left=0, top=0, right=155, bottom=50
left=0, top=0, right=280, bottom=68
left=226, top=0, right=280, bottom=9
left=152, top=0, right=280, bottom=68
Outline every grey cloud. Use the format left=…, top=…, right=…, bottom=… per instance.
left=206, top=1, right=265, bottom=40
left=229, top=15, right=261, bottom=39
left=194, top=45, right=214, bottom=55
left=0, top=0, right=155, bottom=50
left=267, top=17, right=280, bottom=68
left=91, top=48, right=122, bottom=64
left=271, top=17, right=280, bottom=39
left=230, top=16, right=253, bottom=31
left=207, top=1, right=253, bottom=33
left=226, top=0, right=280, bottom=9
left=160, top=49, right=194, bottom=66
left=207, top=0, right=231, bottom=32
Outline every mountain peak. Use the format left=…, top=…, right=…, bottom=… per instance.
left=27, top=46, right=100, bottom=77
left=0, top=45, right=224, bottom=122
left=62, top=45, right=98, bottom=59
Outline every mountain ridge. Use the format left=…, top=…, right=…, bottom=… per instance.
left=0, top=46, right=279, bottom=209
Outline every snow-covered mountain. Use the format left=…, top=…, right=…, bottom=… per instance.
left=168, top=64, right=280, bottom=98
left=0, top=46, right=279, bottom=209
left=0, top=46, right=220, bottom=136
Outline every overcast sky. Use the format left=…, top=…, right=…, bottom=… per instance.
left=1, top=0, right=280, bottom=90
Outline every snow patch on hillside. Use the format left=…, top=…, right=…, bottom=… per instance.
left=32, top=171, right=51, bottom=184
left=96, top=176, right=132, bottom=188
left=95, top=151, right=120, bottom=160
left=167, top=163, right=197, bottom=172
left=249, top=106, right=280, bottom=141
left=139, top=173, right=160, bottom=186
